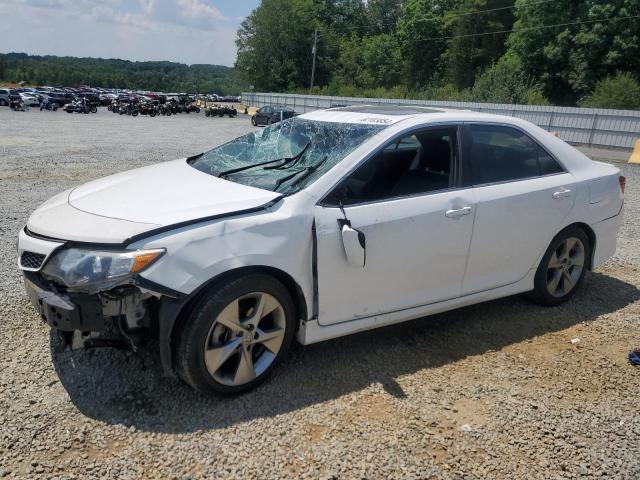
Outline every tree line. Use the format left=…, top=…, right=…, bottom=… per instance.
left=235, top=0, right=640, bottom=109
left=0, top=53, right=242, bottom=95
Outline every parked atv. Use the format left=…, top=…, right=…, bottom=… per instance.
left=9, top=96, right=28, bottom=111
left=184, top=103, right=201, bottom=114
left=138, top=102, right=157, bottom=117
left=63, top=98, right=97, bottom=114
left=205, top=105, right=237, bottom=118
left=39, top=97, right=59, bottom=111
left=157, top=103, right=172, bottom=116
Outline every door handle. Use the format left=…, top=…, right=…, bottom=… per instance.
left=445, top=206, right=472, bottom=218
left=553, top=188, right=572, bottom=199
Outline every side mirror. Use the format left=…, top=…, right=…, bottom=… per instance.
left=340, top=221, right=366, bottom=268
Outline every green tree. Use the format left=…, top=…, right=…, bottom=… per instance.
left=0, top=53, right=241, bottom=94
left=397, top=0, right=455, bottom=89
left=507, top=0, right=640, bottom=104
left=471, top=54, right=548, bottom=104
left=366, top=0, right=404, bottom=34
left=235, top=0, right=318, bottom=91
left=579, top=72, right=640, bottom=109
left=445, top=0, right=515, bottom=89
left=361, top=34, right=403, bottom=88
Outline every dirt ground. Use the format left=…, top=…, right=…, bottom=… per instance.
left=0, top=107, right=639, bottom=479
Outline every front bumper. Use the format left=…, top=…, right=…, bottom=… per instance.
left=24, top=275, right=106, bottom=332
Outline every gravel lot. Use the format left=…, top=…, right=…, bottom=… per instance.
left=1, top=108, right=639, bottom=479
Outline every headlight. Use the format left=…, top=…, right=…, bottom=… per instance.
left=41, top=247, right=165, bottom=292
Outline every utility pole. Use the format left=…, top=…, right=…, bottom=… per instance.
left=310, top=27, right=318, bottom=91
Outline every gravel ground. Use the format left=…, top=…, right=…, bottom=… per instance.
left=1, top=107, right=639, bottom=479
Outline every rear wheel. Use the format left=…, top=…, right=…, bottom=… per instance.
left=175, top=274, right=296, bottom=395
left=530, top=226, right=590, bottom=306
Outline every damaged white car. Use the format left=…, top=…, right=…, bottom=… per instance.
left=18, top=106, right=624, bottom=394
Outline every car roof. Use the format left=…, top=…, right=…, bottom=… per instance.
left=328, top=105, right=450, bottom=115
left=299, top=104, right=468, bottom=125
left=298, top=104, right=541, bottom=129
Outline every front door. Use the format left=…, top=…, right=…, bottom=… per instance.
left=314, top=126, right=476, bottom=326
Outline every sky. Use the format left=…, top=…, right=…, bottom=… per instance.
left=0, top=0, right=261, bottom=66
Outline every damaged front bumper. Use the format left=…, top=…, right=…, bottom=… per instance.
left=18, top=227, right=189, bottom=375
left=23, top=271, right=155, bottom=351
left=25, top=275, right=105, bottom=332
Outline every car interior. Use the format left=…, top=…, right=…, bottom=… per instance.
left=330, top=128, right=457, bottom=205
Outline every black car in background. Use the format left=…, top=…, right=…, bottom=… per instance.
left=251, top=105, right=297, bottom=126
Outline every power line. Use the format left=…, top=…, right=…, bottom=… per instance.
left=445, top=0, right=558, bottom=19
left=323, top=0, right=561, bottom=31
left=313, top=13, right=639, bottom=50
left=421, top=14, right=640, bottom=41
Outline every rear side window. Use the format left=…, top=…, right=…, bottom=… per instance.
left=466, top=125, right=563, bottom=185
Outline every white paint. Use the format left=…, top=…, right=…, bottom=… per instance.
left=19, top=110, right=624, bottom=345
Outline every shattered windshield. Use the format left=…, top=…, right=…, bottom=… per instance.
left=190, top=118, right=386, bottom=194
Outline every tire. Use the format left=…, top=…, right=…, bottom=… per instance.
left=251, top=115, right=257, bottom=126
left=90, top=106, right=97, bottom=113
left=529, top=226, right=590, bottom=306
left=131, top=110, right=138, bottom=117
left=175, top=274, right=296, bottom=395
left=150, top=111, right=156, bottom=117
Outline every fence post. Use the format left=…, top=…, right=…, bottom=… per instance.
left=547, top=110, right=555, bottom=131
left=588, top=114, right=599, bottom=147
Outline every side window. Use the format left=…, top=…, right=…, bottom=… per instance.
left=325, top=127, right=458, bottom=206
left=538, top=150, right=564, bottom=175
left=467, top=125, right=564, bottom=185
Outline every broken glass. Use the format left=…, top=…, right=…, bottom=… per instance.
left=190, top=118, right=387, bottom=194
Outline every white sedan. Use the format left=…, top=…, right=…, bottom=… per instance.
left=17, top=106, right=624, bottom=394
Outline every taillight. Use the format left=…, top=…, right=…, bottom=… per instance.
left=619, top=175, right=626, bottom=194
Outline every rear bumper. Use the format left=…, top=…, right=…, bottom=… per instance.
left=24, top=275, right=106, bottom=332
left=591, top=210, right=623, bottom=269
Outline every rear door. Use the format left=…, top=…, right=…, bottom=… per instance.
left=461, top=123, right=575, bottom=294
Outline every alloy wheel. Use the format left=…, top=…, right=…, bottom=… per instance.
left=203, top=292, right=286, bottom=386
left=546, top=237, right=585, bottom=298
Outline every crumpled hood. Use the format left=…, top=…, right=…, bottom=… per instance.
left=27, top=159, right=281, bottom=244
left=69, top=159, right=281, bottom=224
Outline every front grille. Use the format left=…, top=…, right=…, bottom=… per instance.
left=20, top=251, right=46, bottom=270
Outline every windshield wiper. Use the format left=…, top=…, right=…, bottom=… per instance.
left=217, top=142, right=311, bottom=179
left=274, top=156, right=328, bottom=192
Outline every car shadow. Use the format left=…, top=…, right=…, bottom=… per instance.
left=51, top=271, right=639, bottom=433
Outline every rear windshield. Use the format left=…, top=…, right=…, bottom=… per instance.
left=190, top=118, right=386, bottom=194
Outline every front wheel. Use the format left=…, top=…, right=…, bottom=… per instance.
left=175, top=274, right=296, bottom=395
left=530, top=226, right=590, bottom=306
left=90, top=106, right=97, bottom=113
